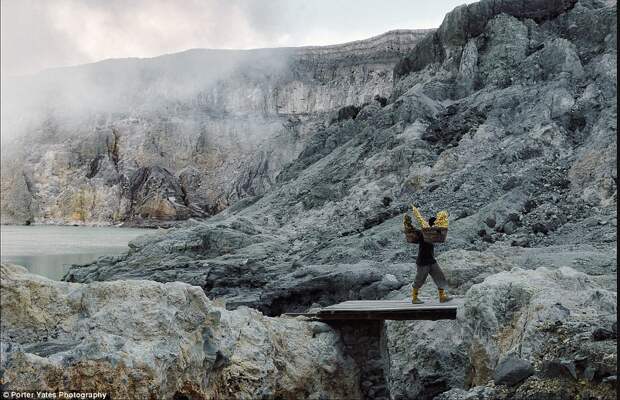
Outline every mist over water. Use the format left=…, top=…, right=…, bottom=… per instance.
left=0, top=225, right=146, bottom=280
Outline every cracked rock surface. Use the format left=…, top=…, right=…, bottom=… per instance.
left=0, top=264, right=359, bottom=400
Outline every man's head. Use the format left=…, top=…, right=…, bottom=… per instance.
left=428, top=216, right=436, bottom=226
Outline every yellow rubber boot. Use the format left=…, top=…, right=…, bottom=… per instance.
left=411, top=287, right=424, bottom=304
left=438, top=288, right=452, bottom=303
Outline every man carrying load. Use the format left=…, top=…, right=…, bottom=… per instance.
left=403, top=207, right=453, bottom=304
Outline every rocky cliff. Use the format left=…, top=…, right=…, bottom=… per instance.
left=1, top=0, right=617, bottom=398
left=0, top=29, right=430, bottom=226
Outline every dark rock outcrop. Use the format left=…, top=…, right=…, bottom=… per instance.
left=394, top=0, right=579, bottom=79
left=494, top=357, right=534, bottom=386
left=127, top=165, right=205, bottom=223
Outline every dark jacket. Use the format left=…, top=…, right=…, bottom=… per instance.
left=408, top=229, right=436, bottom=266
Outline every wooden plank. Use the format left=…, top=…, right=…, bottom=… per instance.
left=321, top=300, right=460, bottom=311
left=322, top=299, right=461, bottom=305
left=319, top=307, right=456, bottom=313
left=318, top=307, right=457, bottom=314
left=283, top=313, right=319, bottom=318
left=317, top=299, right=459, bottom=321
left=322, top=302, right=455, bottom=309
left=283, top=312, right=456, bottom=321
left=284, top=299, right=461, bottom=321
left=321, top=308, right=455, bottom=314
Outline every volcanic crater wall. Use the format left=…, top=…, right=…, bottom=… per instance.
left=0, top=29, right=430, bottom=226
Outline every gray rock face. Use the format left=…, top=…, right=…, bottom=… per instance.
left=126, top=165, right=206, bottom=224
left=1, top=264, right=360, bottom=399
left=0, top=166, right=34, bottom=225
left=462, top=266, right=616, bottom=378
left=382, top=318, right=469, bottom=400
left=1, top=30, right=430, bottom=226
left=383, top=266, right=616, bottom=400
left=394, top=0, right=580, bottom=79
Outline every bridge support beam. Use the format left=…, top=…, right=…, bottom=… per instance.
left=326, top=319, right=389, bottom=400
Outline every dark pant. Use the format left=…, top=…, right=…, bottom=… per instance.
left=413, top=262, right=447, bottom=289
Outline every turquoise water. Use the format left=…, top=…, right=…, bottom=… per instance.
left=1, top=225, right=147, bottom=280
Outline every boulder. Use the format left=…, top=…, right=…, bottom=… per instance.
left=461, top=266, right=617, bottom=386
left=493, top=356, right=534, bottom=386
left=1, top=264, right=359, bottom=399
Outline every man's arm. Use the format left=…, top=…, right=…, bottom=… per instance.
left=406, top=230, right=421, bottom=243
left=403, top=214, right=421, bottom=243
left=404, top=224, right=421, bottom=244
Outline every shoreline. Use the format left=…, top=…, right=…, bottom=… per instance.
left=0, top=220, right=193, bottom=229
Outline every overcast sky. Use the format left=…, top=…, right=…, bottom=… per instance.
left=1, top=0, right=474, bottom=78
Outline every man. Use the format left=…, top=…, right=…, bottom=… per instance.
left=404, top=215, right=452, bottom=304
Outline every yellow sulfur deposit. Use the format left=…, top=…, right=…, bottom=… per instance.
left=411, top=205, right=430, bottom=228
left=435, top=210, right=449, bottom=228
left=403, top=214, right=415, bottom=231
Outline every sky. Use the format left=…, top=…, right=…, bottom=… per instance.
left=1, top=0, right=475, bottom=78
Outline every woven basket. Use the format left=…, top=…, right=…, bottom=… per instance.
left=421, top=227, right=448, bottom=243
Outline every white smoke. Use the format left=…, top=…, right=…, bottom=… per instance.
left=1, top=0, right=475, bottom=78
left=0, top=0, right=475, bottom=145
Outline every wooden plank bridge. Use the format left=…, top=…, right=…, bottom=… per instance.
left=285, top=298, right=462, bottom=321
